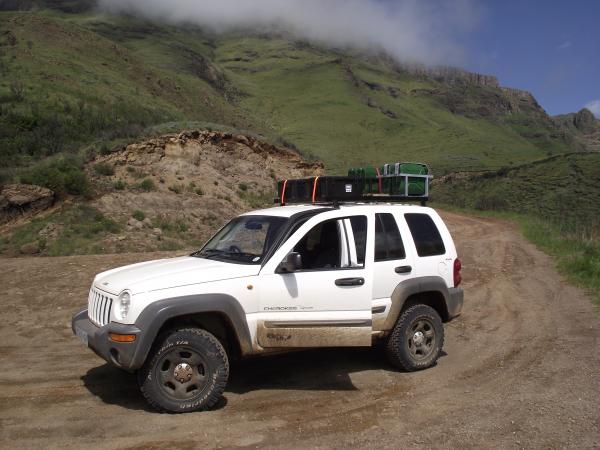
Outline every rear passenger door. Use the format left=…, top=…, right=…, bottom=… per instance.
left=371, top=213, right=417, bottom=329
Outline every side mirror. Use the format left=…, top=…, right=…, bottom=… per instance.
left=276, top=252, right=302, bottom=273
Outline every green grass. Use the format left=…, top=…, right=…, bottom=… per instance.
left=0, top=10, right=574, bottom=176
left=0, top=204, right=121, bottom=256
left=432, top=152, right=600, bottom=305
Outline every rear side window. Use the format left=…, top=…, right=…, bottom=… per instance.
left=375, top=213, right=405, bottom=261
left=405, top=213, right=446, bottom=257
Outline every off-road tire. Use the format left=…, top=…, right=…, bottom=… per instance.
left=386, top=304, right=444, bottom=371
left=138, top=328, right=229, bottom=413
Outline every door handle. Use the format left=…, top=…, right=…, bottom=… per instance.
left=395, top=265, right=412, bottom=274
left=335, top=277, right=365, bottom=286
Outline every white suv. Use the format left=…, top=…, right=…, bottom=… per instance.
left=72, top=203, right=463, bottom=413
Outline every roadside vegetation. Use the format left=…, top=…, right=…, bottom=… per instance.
left=0, top=205, right=120, bottom=256
left=433, top=152, right=600, bottom=305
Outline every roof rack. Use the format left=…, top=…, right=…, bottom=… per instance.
left=275, top=170, right=432, bottom=207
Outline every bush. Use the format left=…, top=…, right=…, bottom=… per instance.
left=99, top=144, right=111, bottom=156
left=169, top=184, right=183, bottom=194
left=93, top=162, right=115, bottom=176
left=139, top=178, right=155, bottom=191
left=132, top=210, right=145, bottom=221
left=474, top=193, right=509, bottom=211
left=238, top=182, right=248, bottom=191
left=113, top=179, right=126, bottom=190
left=20, top=156, right=91, bottom=197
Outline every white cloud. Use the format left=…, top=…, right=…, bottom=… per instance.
left=556, top=40, right=572, bottom=50
left=97, top=0, right=481, bottom=66
left=585, top=100, right=600, bottom=118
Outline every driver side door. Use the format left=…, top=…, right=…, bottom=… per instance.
left=257, top=213, right=373, bottom=348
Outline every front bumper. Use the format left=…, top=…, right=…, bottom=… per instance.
left=71, top=308, right=142, bottom=371
left=447, top=287, right=464, bottom=318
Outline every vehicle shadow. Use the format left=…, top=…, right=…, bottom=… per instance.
left=82, top=347, right=446, bottom=410
left=227, top=347, right=399, bottom=394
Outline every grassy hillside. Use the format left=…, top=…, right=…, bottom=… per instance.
left=432, top=152, right=600, bottom=304
left=432, top=152, right=600, bottom=229
left=0, top=8, right=579, bottom=177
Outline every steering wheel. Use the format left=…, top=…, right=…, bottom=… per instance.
left=228, top=245, right=242, bottom=253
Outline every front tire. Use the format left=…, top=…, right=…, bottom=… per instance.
left=138, top=328, right=229, bottom=413
left=386, top=304, right=444, bottom=371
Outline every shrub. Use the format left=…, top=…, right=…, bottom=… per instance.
left=139, top=178, right=155, bottom=191
left=238, top=182, right=248, bottom=191
left=99, top=144, right=111, bottom=156
left=169, top=184, right=183, bottom=194
left=474, top=193, right=509, bottom=211
left=132, top=210, right=145, bottom=221
left=113, top=179, right=126, bottom=190
left=93, top=162, right=115, bottom=176
left=20, top=156, right=91, bottom=197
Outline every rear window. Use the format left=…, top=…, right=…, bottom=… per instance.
left=375, top=213, right=405, bottom=261
left=405, top=213, right=446, bottom=257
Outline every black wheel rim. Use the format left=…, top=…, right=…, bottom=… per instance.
left=406, top=318, right=436, bottom=360
left=156, top=346, right=210, bottom=400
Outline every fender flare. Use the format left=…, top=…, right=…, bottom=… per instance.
left=130, top=294, right=252, bottom=369
left=380, top=276, right=450, bottom=331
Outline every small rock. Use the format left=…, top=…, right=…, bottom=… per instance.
left=152, top=228, right=162, bottom=236
left=20, top=242, right=40, bottom=255
left=142, top=218, right=153, bottom=227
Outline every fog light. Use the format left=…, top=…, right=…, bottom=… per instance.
left=109, top=333, right=136, bottom=343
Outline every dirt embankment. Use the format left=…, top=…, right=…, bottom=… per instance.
left=0, top=211, right=599, bottom=448
left=0, top=130, right=323, bottom=255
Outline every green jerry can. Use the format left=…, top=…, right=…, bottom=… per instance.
left=381, top=162, right=429, bottom=196
left=348, top=166, right=382, bottom=194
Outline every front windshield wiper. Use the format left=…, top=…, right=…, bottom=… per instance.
left=192, top=248, right=260, bottom=262
left=191, top=248, right=223, bottom=258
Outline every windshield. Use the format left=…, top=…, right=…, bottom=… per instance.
left=193, top=215, right=288, bottom=264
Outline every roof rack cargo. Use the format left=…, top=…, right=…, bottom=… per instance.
left=275, top=162, right=432, bottom=206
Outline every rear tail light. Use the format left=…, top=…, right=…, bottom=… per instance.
left=453, top=258, right=462, bottom=287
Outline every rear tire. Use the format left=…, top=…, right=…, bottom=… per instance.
left=386, top=304, right=444, bottom=371
left=138, top=328, right=229, bottom=413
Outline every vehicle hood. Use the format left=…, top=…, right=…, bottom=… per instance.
left=93, top=256, right=260, bottom=294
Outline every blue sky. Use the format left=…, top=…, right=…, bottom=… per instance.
left=459, top=0, right=600, bottom=117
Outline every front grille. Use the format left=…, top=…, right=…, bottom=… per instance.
left=88, top=287, right=115, bottom=327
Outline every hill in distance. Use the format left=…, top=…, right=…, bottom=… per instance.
left=1, top=4, right=597, bottom=177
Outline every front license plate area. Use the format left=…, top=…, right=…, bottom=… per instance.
left=75, top=326, right=88, bottom=346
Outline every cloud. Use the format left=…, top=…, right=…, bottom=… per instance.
left=97, top=0, right=481, bottom=66
left=585, top=100, right=600, bottom=118
left=556, top=40, right=572, bottom=50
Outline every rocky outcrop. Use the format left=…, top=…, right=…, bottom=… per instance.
left=0, top=184, right=54, bottom=224
left=500, top=88, right=542, bottom=113
left=573, top=108, right=598, bottom=133
left=405, top=64, right=499, bottom=88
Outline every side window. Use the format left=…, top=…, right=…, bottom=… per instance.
left=404, top=213, right=446, bottom=257
left=375, top=213, right=405, bottom=262
left=293, top=216, right=367, bottom=270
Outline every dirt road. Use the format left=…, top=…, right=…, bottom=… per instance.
left=1, top=211, right=599, bottom=449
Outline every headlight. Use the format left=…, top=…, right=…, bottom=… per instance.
left=118, top=291, right=131, bottom=319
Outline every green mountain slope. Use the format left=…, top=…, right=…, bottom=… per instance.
left=0, top=7, right=583, bottom=174
left=432, top=152, right=600, bottom=228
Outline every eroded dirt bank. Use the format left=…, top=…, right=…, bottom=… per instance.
left=0, top=211, right=599, bottom=449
